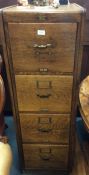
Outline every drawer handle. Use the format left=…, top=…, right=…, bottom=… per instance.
left=38, top=117, right=52, bottom=132
left=37, top=93, right=51, bottom=98
left=36, top=81, right=52, bottom=98
left=39, top=148, right=52, bottom=160
left=33, top=44, right=52, bottom=49
left=38, top=127, right=52, bottom=132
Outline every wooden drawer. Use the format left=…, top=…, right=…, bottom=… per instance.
left=8, top=23, right=77, bottom=74
left=23, top=144, right=69, bottom=170
left=20, top=113, right=70, bottom=144
left=15, top=75, right=73, bottom=113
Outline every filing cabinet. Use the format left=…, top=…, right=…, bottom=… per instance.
left=0, top=3, right=85, bottom=172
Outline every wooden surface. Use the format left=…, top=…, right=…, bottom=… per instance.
left=0, top=1, right=89, bottom=114
left=78, top=75, right=89, bottom=174
left=23, top=136, right=89, bottom=174
left=8, top=22, right=76, bottom=74
left=15, top=75, right=73, bottom=112
left=23, top=144, right=69, bottom=170
left=80, top=139, right=89, bottom=175
left=3, top=4, right=84, bottom=24
left=0, top=4, right=85, bottom=172
left=79, top=75, right=89, bottom=131
left=20, top=113, right=70, bottom=144
left=70, top=136, right=87, bottom=175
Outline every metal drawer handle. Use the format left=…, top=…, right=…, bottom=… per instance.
left=38, top=127, right=52, bottom=132
left=33, top=43, right=52, bottom=49
left=36, top=81, right=52, bottom=98
left=36, top=93, right=51, bottom=98
left=38, top=117, right=52, bottom=132
left=39, top=148, right=52, bottom=160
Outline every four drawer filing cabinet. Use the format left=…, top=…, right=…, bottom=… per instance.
left=0, top=3, right=85, bottom=173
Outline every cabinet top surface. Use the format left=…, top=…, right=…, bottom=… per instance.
left=2, top=3, right=85, bottom=14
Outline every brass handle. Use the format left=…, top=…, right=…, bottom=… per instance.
left=36, top=81, right=52, bottom=98
left=33, top=44, right=52, bottom=49
left=38, top=117, right=52, bottom=132
left=38, top=127, right=52, bottom=132
left=37, top=93, right=51, bottom=98
left=39, top=148, right=51, bottom=160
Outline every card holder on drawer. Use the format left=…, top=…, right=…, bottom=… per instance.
left=38, top=117, right=52, bottom=132
left=39, top=147, right=52, bottom=161
left=20, top=113, right=70, bottom=144
left=36, top=80, right=52, bottom=99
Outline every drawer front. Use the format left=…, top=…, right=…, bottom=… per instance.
left=8, top=23, right=77, bottom=73
left=15, top=75, right=73, bottom=112
left=23, top=144, right=69, bottom=170
left=20, top=113, right=70, bottom=144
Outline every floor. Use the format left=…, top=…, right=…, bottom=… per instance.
left=5, top=117, right=89, bottom=175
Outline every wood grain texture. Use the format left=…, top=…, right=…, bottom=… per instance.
left=23, top=136, right=88, bottom=174
left=70, top=136, right=87, bottom=175
left=79, top=75, right=89, bottom=131
left=80, top=140, right=89, bottom=175
left=20, top=113, right=70, bottom=144
left=23, top=144, right=69, bottom=170
left=2, top=4, right=84, bottom=23
left=8, top=22, right=76, bottom=74
left=1, top=3, right=85, bottom=172
left=68, top=7, right=85, bottom=171
left=15, top=75, right=73, bottom=112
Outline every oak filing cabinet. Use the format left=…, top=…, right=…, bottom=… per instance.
left=0, top=3, right=85, bottom=172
